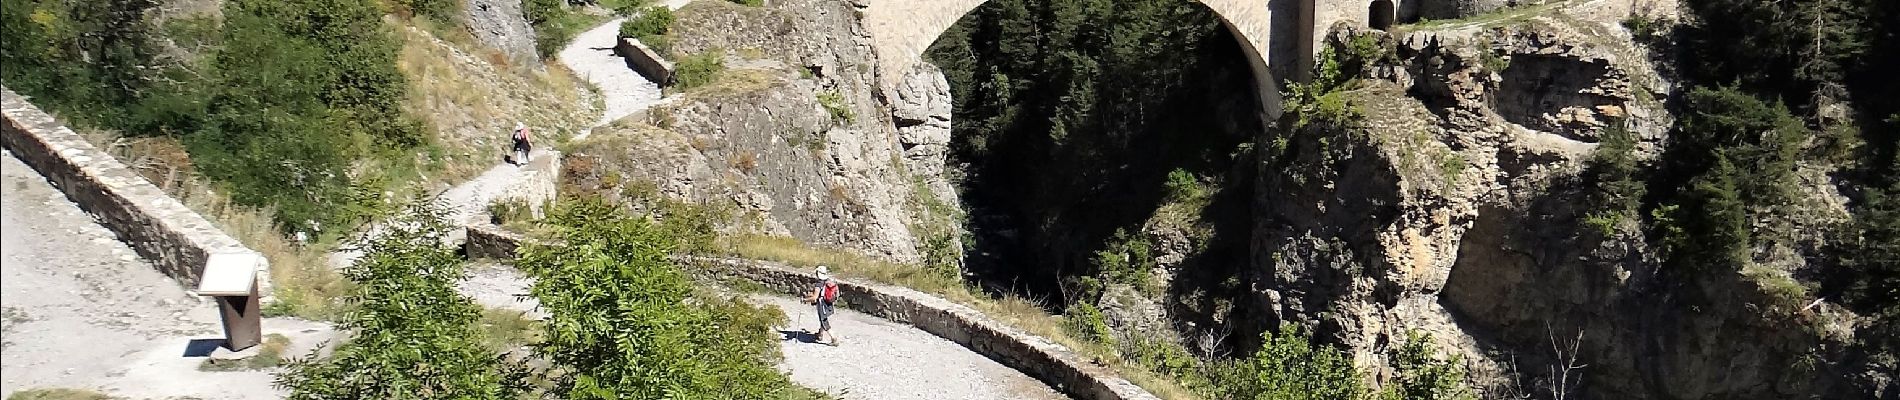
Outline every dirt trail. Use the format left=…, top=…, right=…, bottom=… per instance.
left=1, top=151, right=335, bottom=400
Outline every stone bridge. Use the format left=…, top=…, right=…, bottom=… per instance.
left=861, top=0, right=1387, bottom=120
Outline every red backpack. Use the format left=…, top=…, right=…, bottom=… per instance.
left=821, top=282, right=839, bottom=304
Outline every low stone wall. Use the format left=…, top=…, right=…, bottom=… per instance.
left=689, top=257, right=1159, bottom=400
left=458, top=223, right=1158, bottom=400
left=0, top=88, right=270, bottom=295
left=615, top=37, right=675, bottom=85
left=464, top=222, right=526, bottom=260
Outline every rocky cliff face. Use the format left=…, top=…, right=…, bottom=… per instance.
left=564, top=0, right=957, bottom=262
left=463, top=0, right=540, bottom=67
left=1247, top=15, right=1871, bottom=398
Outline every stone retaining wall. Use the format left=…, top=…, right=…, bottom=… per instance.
left=464, top=222, right=526, bottom=260
left=459, top=223, right=1158, bottom=400
left=689, top=256, right=1161, bottom=400
left=1, top=88, right=270, bottom=295
left=615, top=38, right=675, bottom=86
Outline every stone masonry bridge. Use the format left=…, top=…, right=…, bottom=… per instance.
left=860, top=0, right=1388, bottom=120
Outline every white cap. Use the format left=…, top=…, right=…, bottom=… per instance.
left=815, top=265, right=830, bottom=281
left=515, top=122, right=526, bottom=131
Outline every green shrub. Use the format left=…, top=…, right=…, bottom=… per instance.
left=727, top=0, right=763, bottom=6
left=1376, top=330, right=1473, bottom=400
left=1165, top=168, right=1207, bottom=203
left=391, top=0, right=458, bottom=20
left=1063, top=302, right=1116, bottom=346
left=525, top=0, right=605, bottom=59
left=1209, top=324, right=1368, bottom=400
left=673, top=52, right=727, bottom=89
left=817, top=91, right=855, bottom=123
left=276, top=202, right=527, bottom=399
left=520, top=198, right=803, bottom=399
left=618, top=6, right=673, bottom=39
left=1091, top=228, right=1156, bottom=291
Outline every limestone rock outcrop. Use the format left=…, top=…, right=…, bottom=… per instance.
left=463, top=0, right=539, bottom=67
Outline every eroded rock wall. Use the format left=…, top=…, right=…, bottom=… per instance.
left=1248, top=20, right=1867, bottom=398
left=567, top=0, right=952, bottom=262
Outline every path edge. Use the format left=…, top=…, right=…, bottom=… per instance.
left=0, top=87, right=270, bottom=297
left=463, top=222, right=1161, bottom=400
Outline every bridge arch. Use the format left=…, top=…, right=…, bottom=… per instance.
left=861, top=0, right=1373, bottom=122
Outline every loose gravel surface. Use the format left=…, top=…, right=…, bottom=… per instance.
left=753, top=295, right=1070, bottom=400
left=559, top=17, right=665, bottom=130
left=1, top=151, right=335, bottom=399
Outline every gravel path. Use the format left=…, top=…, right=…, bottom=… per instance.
left=558, top=18, right=663, bottom=130
left=557, top=0, right=691, bottom=133
left=1, top=151, right=335, bottom=399
left=753, top=295, right=1070, bottom=400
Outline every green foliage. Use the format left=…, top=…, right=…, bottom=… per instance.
left=0, top=0, right=162, bottom=130
left=1674, top=86, right=1805, bottom=206
left=1376, top=331, right=1473, bottom=400
left=817, top=91, right=855, bottom=123
left=673, top=52, right=727, bottom=90
left=1282, top=45, right=1363, bottom=130
left=1091, top=228, right=1156, bottom=291
left=391, top=0, right=459, bottom=20
left=525, top=0, right=604, bottom=59
left=1063, top=302, right=1116, bottom=346
left=1658, top=155, right=1750, bottom=278
left=618, top=6, right=673, bottom=39
left=1209, top=324, right=1368, bottom=400
left=1583, top=124, right=1645, bottom=238
left=487, top=199, right=535, bottom=225
left=519, top=198, right=801, bottom=399
left=1839, top=180, right=1900, bottom=358
left=620, top=180, right=732, bottom=253
left=726, top=0, right=763, bottom=6
left=1479, top=50, right=1509, bottom=74
left=1165, top=169, right=1207, bottom=203
left=1, top=0, right=426, bottom=236
left=276, top=202, right=527, bottom=399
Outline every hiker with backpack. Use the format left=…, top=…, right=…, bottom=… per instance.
left=805, top=265, right=841, bottom=346
left=510, top=122, right=533, bottom=166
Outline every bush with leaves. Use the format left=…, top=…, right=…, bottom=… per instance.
left=519, top=199, right=801, bottom=399
left=618, top=6, right=673, bottom=39
left=1209, top=324, right=1368, bottom=400
left=672, top=52, right=726, bottom=89
left=275, top=202, right=527, bottom=399
left=1377, top=330, right=1473, bottom=400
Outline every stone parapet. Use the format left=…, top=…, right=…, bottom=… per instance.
left=615, top=38, right=676, bottom=86
left=463, top=222, right=527, bottom=260
left=1, top=88, right=270, bottom=296
left=458, top=221, right=1159, bottom=400
left=687, top=256, right=1161, bottom=400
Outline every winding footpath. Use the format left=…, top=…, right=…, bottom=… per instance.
left=312, top=7, right=1078, bottom=398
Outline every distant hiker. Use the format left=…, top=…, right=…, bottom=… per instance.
left=511, top=122, right=533, bottom=166
left=805, top=265, right=841, bottom=346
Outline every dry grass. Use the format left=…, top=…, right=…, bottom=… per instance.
left=733, top=150, right=759, bottom=173
left=397, top=23, right=599, bottom=183
left=198, top=333, right=292, bottom=371
left=719, top=234, right=1202, bottom=400
left=478, top=307, right=543, bottom=354
left=4, top=388, right=115, bottom=400
left=73, top=129, right=351, bottom=321
left=678, top=68, right=781, bottom=100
